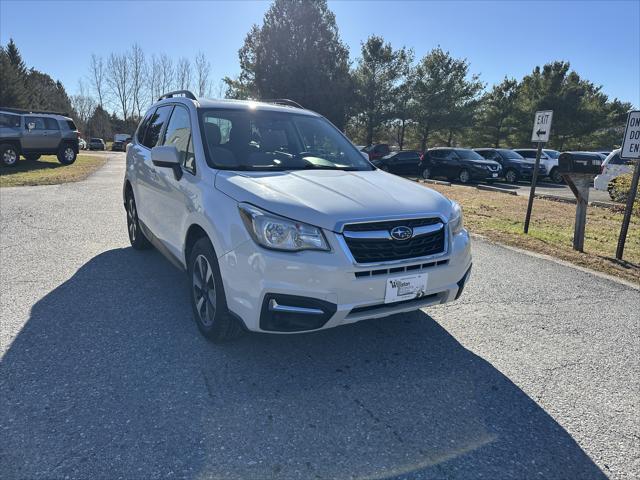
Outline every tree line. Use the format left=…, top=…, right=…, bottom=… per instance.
left=1, top=0, right=634, bottom=150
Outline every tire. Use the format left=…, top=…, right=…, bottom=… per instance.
left=125, top=189, right=152, bottom=250
left=24, top=153, right=41, bottom=161
left=550, top=168, right=563, bottom=184
left=57, top=144, right=77, bottom=165
left=379, top=165, right=389, bottom=172
left=1, top=143, right=19, bottom=167
left=421, top=166, right=431, bottom=180
left=505, top=169, right=519, bottom=184
left=458, top=168, right=471, bottom=184
left=188, top=237, right=243, bottom=342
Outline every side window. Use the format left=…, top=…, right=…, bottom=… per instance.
left=142, top=105, right=172, bottom=148
left=64, top=120, right=77, bottom=130
left=162, top=106, right=194, bottom=174
left=136, top=110, right=153, bottom=144
left=44, top=118, right=59, bottom=130
left=0, top=113, right=21, bottom=127
left=25, top=116, right=46, bottom=130
left=608, top=154, right=624, bottom=165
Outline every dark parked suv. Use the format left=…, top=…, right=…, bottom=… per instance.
left=372, top=150, right=421, bottom=175
left=88, top=138, right=106, bottom=150
left=0, top=108, right=79, bottom=166
left=418, top=147, right=501, bottom=183
left=474, top=148, right=547, bottom=183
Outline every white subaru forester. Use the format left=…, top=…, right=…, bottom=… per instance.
left=123, top=91, right=472, bottom=341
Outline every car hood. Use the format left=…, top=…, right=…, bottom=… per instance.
left=215, top=169, right=453, bottom=232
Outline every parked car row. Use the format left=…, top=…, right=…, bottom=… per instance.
left=368, top=145, right=558, bottom=184
left=594, top=148, right=635, bottom=199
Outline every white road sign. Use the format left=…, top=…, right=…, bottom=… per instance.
left=620, top=110, right=640, bottom=160
left=531, top=110, right=553, bottom=142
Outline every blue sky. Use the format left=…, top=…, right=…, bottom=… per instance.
left=1, top=0, right=638, bottom=106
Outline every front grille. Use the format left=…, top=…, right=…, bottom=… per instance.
left=343, top=218, right=446, bottom=263
left=343, top=217, right=440, bottom=232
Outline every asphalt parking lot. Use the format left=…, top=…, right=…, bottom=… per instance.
left=1, top=154, right=638, bottom=479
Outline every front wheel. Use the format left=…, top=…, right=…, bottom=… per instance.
left=458, top=168, right=471, bottom=184
left=550, top=168, right=563, bottom=184
left=0, top=144, right=19, bottom=167
left=57, top=144, right=77, bottom=165
left=189, top=238, right=243, bottom=342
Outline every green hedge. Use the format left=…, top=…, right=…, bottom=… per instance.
left=608, top=173, right=639, bottom=216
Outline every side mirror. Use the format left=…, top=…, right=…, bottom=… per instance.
left=151, top=145, right=182, bottom=180
left=27, top=122, right=36, bottom=131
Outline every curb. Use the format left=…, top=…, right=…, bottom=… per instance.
left=533, top=193, right=624, bottom=211
left=476, top=184, right=518, bottom=195
left=419, top=179, right=452, bottom=186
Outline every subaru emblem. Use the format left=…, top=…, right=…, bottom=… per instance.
left=390, top=226, right=413, bottom=241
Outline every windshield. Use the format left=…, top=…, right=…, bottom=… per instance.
left=498, top=149, right=525, bottom=160
left=455, top=149, right=485, bottom=160
left=199, top=108, right=373, bottom=171
left=543, top=149, right=560, bottom=159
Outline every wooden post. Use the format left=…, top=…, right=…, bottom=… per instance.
left=563, top=174, right=592, bottom=252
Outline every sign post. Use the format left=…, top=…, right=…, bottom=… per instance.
left=615, top=110, right=640, bottom=260
left=524, top=110, right=553, bottom=234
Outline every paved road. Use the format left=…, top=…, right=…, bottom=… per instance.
left=1, top=155, right=638, bottom=480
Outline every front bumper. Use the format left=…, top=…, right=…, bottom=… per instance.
left=218, top=228, right=472, bottom=333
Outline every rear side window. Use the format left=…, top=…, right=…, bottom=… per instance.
left=608, top=153, right=624, bottom=165
left=0, top=113, right=21, bottom=127
left=64, top=120, right=77, bottom=130
left=136, top=111, right=153, bottom=144
left=44, top=118, right=59, bottom=130
left=162, top=106, right=195, bottom=173
left=142, top=105, right=172, bottom=148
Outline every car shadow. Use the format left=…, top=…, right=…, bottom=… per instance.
left=0, top=157, right=67, bottom=175
left=0, top=248, right=605, bottom=479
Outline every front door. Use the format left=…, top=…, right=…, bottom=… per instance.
left=22, top=116, right=48, bottom=150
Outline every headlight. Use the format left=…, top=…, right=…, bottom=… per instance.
left=238, top=203, right=329, bottom=252
left=449, top=201, right=464, bottom=235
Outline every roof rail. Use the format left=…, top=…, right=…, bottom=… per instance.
left=158, top=90, right=197, bottom=101
left=262, top=98, right=304, bottom=109
left=1, top=107, right=69, bottom=116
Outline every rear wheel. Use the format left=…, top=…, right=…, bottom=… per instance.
left=24, top=153, right=41, bottom=161
left=505, top=169, right=519, bottom=183
left=421, top=166, right=431, bottom=180
left=1, top=144, right=19, bottom=167
left=57, top=144, right=77, bottom=165
left=188, top=237, right=243, bottom=342
left=550, top=168, right=563, bottom=184
left=125, top=190, right=151, bottom=250
left=458, top=168, right=471, bottom=184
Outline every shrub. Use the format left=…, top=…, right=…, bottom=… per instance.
left=608, top=172, right=640, bottom=216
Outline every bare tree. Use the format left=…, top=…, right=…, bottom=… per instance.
left=88, top=54, right=106, bottom=107
left=194, top=51, right=211, bottom=97
left=129, top=43, right=146, bottom=119
left=159, top=53, right=174, bottom=95
left=71, top=79, right=96, bottom=131
left=107, top=52, right=131, bottom=120
left=147, top=54, right=162, bottom=104
left=176, top=57, right=192, bottom=91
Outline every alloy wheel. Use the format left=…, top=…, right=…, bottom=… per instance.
left=506, top=170, right=517, bottom=183
left=3, top=148, right=17, bottom=166
left=422, top=167, right=430, bottom=180
left=64, top=147, right=75, bottom=162
left=127, top=196, right=137, bottom=242
left=459, top=169, right=470, bottom=183
left=192, top=254, right=217, bottom=327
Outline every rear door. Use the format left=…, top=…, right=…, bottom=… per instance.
left=43, top=117, right=62, bottom=150
left=134, top=105, right=173, bottom=234
left=397, top=151, right=421, bottom=174
left=606, top=152, right=634, bottom=178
